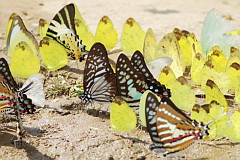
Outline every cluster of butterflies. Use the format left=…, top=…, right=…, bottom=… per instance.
left=2, top=2, right=240, bottom=157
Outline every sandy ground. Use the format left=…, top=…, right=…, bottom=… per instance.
left=1, top=0, right=240, bottom=159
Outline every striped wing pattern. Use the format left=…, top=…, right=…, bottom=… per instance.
left=0, top=58, right=35, bottom=114
left=46, top=3, right=87, bottom=61
left=116, top=53, right=147, bottom=107
left=131, top=51, right=171, bottom=98
left=0, top=58, right=36, bottom=140
left=79, top=43, right=118, bottom=104
left=146, top=92, right=209, bottom=156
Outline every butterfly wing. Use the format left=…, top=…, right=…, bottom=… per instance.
left=0, top=58, right=35, bottom=114
left=46, top=3, right=76, bottom=38
left=146, top=57, right=173, bottom=80
left=20, top=74, right=45, bottom=108
left=201, top=9, right=240, bottom=57
left=46, top=3, right=87, bottom=60
left=116, top=53, right=146, bottom=107
left=95, top=16, right=118, bottom=50
left=145, top=92, right=163, bottom=150
left=110, top=96, right=137, bottom=131
left=155, top=97, right=208, bottom=156
left=80, top=43, right=118, bottom=104
left=131, top=51, right=171, bottom=98
left=6, top=13, right=39, bottom=57
left=121, top=18, right=145, bottom=53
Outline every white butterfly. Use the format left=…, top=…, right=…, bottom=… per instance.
left=21, top=74, right=45, bottom=108
left=201, top=8, right=240, bottom=57
left=147, top=57, right=173, bottom=79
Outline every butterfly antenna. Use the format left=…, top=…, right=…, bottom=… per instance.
left=20, top=81, right=34, bottom=93
left=205, top=112, right=227, bottom=127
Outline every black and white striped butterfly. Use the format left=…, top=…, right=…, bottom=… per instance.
left=145, top=92, right=214, bottom=156
left=116, top=51, right=170, bottom=107
left=79, top=43, right=118, bottom=104
left=46, top=3, right=87, bottom=61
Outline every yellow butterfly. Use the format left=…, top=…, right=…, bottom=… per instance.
left=158, top=66, right=176, bottom=90
left=155, top=32, right=186, bottom=78
left=39, top=3, right=87, bottom=71
left=39, top=37, right=68, bottom=71
left=170, top=76, right=196, bottom=111
left=143, top=28, right=158, bottom=63
left=226, top=63, right=240, bottom=90
left=6, top=13, right=40, bottom=78
left=227, top=47, right=240, bottom=68
left=74, top=18, right=95, bottom=51
left=206, top=46, right=228, bottom=73
left=39, top=18, right=49, bottom=40
left=95, top=16, right=118, bottom=50
left=191, top=101, right=228, bottom=139
left=173, top=28, right=194, bottom=67
left=200, top=56, right=230, bottom=94
left=205, top=80, right=228, bottom=112
left=121, top=18, right=145, bottom=53
left=110, top=97, right=137, bottom=131
left=190, top=53, right=205, bottom=85
left=227, top=109, right=240, bottom=142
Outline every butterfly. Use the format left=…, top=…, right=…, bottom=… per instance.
left=0, top=58, right=37, bottom=141
left=110, top=96, right=137, bottom=131
left=145, top=92, right=212, bottom=156
left=201, top=9, right=240, bottom=57
left=6, top=13, right=40, bottom=78
left=79, top=43, right=118, bottom=104
left=227, top=109, right=240, bottom=142
left=42, top=3, right=87, bottom=62
left=191, top=101, right=229, bottom=140
left=116, top=52, right=170, bottom=107
left=94, top=16, right=118, bottom=50
left=0, top=58, right=36, bottom=114
left=131, top=51, right=171, bottom=97
left=170, top=76, right=196, bottom=112
left=121, top=18, right=145, bottom=53
left=158, top=66, right=176, bottom=90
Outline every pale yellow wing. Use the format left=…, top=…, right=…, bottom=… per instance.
left=190, top=53, right=205, bottom=85
left=75, top=18, right=95, bottom=51
left=205, top=80, right=228, bottom=112
left=121, top=18, right=145, bottom=53
left=173, top=28, right=193, bottom=67
left=170, top=76, right=196, bottom=111
left=39, top=18, right=49, bottom=40
left=95, top=16, right=118, bottom=50
left=155, top=33, right=185, bottom=77
left=110, top=97, right=137, bottom=131
left=200, top=57, right=230, bottom=94
left=10, top=41, right=40, bottom=78
left=206, top=46, right=228, bottom=73
left=158, top=66, right=176, bottom=90
left=6, top=13, right=38, bottom=57
left=39, top=37, right=68, bottom=71
left=191, top=101, right=228, bottom=139
left=143, top=28, right=157, bottom=63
